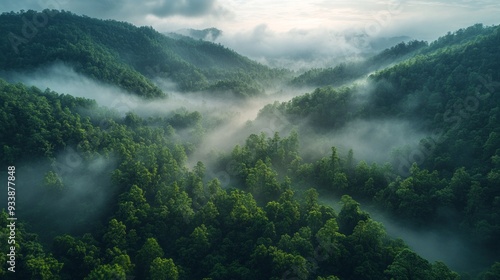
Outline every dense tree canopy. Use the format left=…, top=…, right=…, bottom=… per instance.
left=0, top=10, right=288, bottom=97
left=1, top=13, right=499, bottom=279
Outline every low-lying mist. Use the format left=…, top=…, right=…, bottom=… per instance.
left=12, top=63, right=425, bottom=171
left=2, top=62, right=472, bottom=274
left=0, top=151, right=117, bottom=243
left=0, top=62, right=313, bottom=162
left=214, top=25, right=410, bottom=71
left=1, top=63, right=430, bottom=180
left=369, top=209, right=494, bottom=275
left=298, top=119, right=426, bottom=164
left=317, top=192, right=493, bottom=276
left=0, top=64, right=137, bottom=114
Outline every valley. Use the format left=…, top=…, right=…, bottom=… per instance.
left=0, top=9, right=499, bottom=280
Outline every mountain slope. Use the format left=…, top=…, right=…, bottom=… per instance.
left=290, top=24, right=498, bottom=89
left=290, top=40, right=428, bottom=88
left=256, top=24, right=500, bottom=263
left=0, top=10, right=287, bottom=97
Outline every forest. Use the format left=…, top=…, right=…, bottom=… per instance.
left=0, top=10, right=500, bottom=280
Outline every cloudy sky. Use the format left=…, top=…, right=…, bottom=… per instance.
left=3, top=0, right=500, bottom=69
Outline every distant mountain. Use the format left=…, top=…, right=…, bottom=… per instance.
left=0, top=10, right=287, bottom=97
left=175, top=27, right=223, bottom=41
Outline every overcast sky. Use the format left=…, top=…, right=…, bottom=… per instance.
left=3, top=0, right=500, bottom=69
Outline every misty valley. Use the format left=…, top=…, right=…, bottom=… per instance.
left=1, top=9, right=500, bottom=280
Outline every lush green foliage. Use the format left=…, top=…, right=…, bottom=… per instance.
left=257, top=23, right=500, bottom=265
left=1, top=15, right=499, bottom=279
left=0, top=10, right=288, bottom=97
left=0, top=79, right=458, bottom=279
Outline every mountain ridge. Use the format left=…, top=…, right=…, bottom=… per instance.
left=0, top=10, right=287, bottom=98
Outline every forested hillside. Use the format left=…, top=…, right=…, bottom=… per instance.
left=1, top=10, right=500, bottom=280
left=0, top=78, right=465, bottom=280
left=257, top=23, right=500, bottom=274
left=0, top=10, right=287, bottom=97
left=290, top=40, right=428, bottom=88
left=290, top=24, right=498, bottom=89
